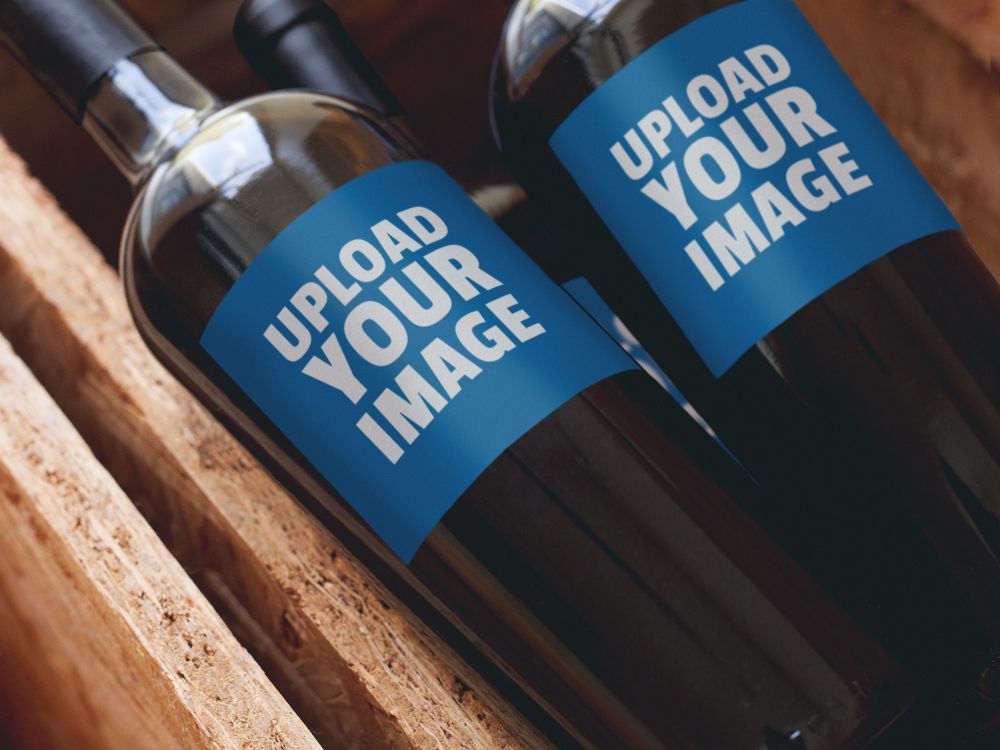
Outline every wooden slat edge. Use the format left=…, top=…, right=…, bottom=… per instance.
left=800, top=0, right=1000, bottom=277
left=0, top=334, right=322, bottom=750
left=0, top=139, right=549, bottom=750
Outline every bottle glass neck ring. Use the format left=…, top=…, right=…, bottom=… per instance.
left=82, top=50, right=218, bottom=184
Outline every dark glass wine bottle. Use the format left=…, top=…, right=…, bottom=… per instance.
left=1, top=0, right=995, bottom=747
left=491, top=0, right=1000, bottom=728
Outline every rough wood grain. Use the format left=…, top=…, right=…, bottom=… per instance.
left=800, top=0, right=1000, bottom=277
left=0, top=335, right=322, bottom=750
left=0, top=139, right=550, bottom=750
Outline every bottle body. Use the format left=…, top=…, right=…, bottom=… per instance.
left=492, top=0, right=1000, bottom=702
left=119, top=77, right=922, bottom=749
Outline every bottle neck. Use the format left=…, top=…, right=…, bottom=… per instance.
left=234, top=0, right=403, bottom=118
left=82, top=50, right=218, bottom=184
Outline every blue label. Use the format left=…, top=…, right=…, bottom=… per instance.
left=550, top=0, right=959, bottom=375
left=201, top=161, right=636, bottom=561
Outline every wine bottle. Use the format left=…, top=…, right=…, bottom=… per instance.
left=492, top=0, right=1000, bottom=721
left=0, top=1, right=988, bottom=747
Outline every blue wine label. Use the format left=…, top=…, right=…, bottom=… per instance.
left=201, top=161, right=636, bottom=561
left=550, top=0, right=959, bottom=375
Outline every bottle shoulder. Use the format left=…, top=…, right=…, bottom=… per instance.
left=125, top=90, right=412, bottom=268
left=497, top=0, right=738, bottom=106
left=119, top=89, right=414, bottom=359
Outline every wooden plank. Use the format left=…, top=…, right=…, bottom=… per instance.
left=0, top=139, right=550, bottom=750
left=0, top=335, right=322, bottom=750
left=799, top=0, right=1000, bottom=277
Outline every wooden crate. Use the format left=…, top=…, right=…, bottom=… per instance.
left=0, top=1, right=997, bottom=748
left=0, top=137, right=553, bottom=749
